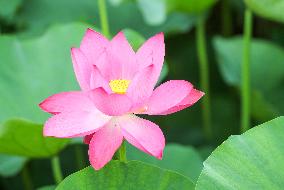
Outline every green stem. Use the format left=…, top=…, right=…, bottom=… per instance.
left=75, top=145, right=86, bottom=170
left=196, top=17, right=212, bottom=140
left=241, top=9, right=253, bottom=133
left=114, top=142, right=127, bottom=162
left=51, top=156, right=63, bottom=184
left=221, top=0, right=233, bottom=36
left=98, top=0, right=110, bottom=38
left=21, top=164, right=33, bottom=190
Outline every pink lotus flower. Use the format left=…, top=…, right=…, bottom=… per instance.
left=39, top=29, right=204, bottom=170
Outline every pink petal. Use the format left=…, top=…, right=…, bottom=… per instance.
left=84, top=133, right=94, bottom=144
left=110, top=32, right=136, bottom=79
left=89, top=88, right=132, bottom=116
left=79, top=28, right=109, bottom=70
left=127, top=65, right=155, bottom=109
left=71, top=48, right=92, bottom=91
left=119, top=115, right=165, bottom=159
left=39, top=91, right=93, bottom=114
left=96, top=32, right=136, bottom=81
left=88, top=124, right=123, bottom=170
left=145, top=80, right=204, bottom=115
left=136, top=32, right=165, bottom=85
left=90, top=65, right=112, bottom=92
left=43, top=109, right=111, bottom=138
left=160, top=89, right=205, bottom=115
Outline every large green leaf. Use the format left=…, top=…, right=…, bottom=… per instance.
left=56, top=160, right=194, bottom=190
left=127, top=143, right=203, bottom=182
left=0, top=119, right=68, bottom=157
left=196, top=116, right=284, bottom=189
left=213, top=36, right=284, bottom=121
left=245, top=0, right=284, bottom=23
left=0, top=154, right=27, bottom=177
left=0, top=22, right=91, bottom=123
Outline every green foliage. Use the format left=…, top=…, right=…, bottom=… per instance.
left=135, top=0, right=218, bottom=26
left=15, top=0, right=194, bottom=37
left=214, top=36, right=284, bottom=90
left=123, top=28, right=145, bottom=51
left=0, top=154, right=27, bottom=177
left=0, top=119, right=68, bottom=157
left=214, top=36, right=284, bottom=121
left=127, top=143, right=203, bottom=182
left=0, top=0, right=22, bottom=21
left=245, top=0, right=284, bottom=23
left=137, top=0, right=166, bottom=25
left=196, top=116, right=284, bottom=189
left=166, top=0, right=218, bottom=14
left=37, top=185, right=56, bottom=190
left=56, top=160, right=194, bottom=190
left=158, top=63, right=169, bottom=84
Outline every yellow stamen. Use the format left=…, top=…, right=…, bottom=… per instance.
left=109, top=79, right=130, bottom=94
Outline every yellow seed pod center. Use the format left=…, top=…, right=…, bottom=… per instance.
left=109, top=79, right=130, bottom=94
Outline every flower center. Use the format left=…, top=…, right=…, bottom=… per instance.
left=109, top=79, right=130, bottom=94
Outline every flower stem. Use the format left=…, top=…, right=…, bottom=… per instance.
left=196, top=17, right=212, bottom=140
left=114, top=142, right=127, bottom=162
left=241, top=9, right=253, bottom=133
left=21, top=164, right=33, bottom=190
left=75, top=145, right=86, bottom=170
left=221, top=0, right=232, bottom=37
left=51, top=156, right=63, bottom=184
left=98, top=0, right=111, bottom=38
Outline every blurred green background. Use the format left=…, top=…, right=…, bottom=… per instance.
left=0, top=0, right=284, bottom=189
